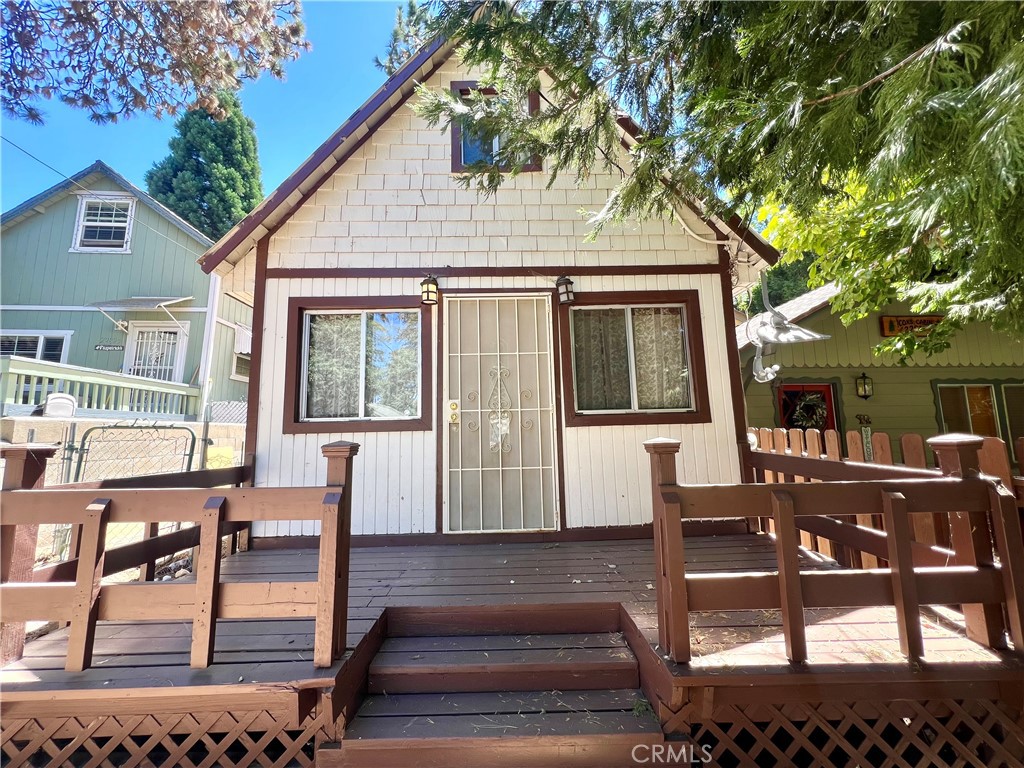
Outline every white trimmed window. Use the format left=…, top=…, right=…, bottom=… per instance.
left=232, top=353, right=252, bottom=381
left=0, top=331, right=71, bottom=363
left=71, top=194, right=135, bottom=252
left=231, top=325, right=252, bottom=382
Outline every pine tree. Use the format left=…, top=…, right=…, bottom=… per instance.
left=737, top=254, right=815, bottom=316
left=416, top=1, right=1024, bottom=357
left=374, top=1, right=433, bottom=76
left=145, top=91, right=263, bottom=241
left=3, top=1, right=307, bottom=124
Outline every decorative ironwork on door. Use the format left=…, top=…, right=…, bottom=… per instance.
left=444, top=296, right=558, bottom=532
left=487, top=366, right=512, bottom=454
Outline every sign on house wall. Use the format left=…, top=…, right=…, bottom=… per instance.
left=879, top=315, right=943, bottom=337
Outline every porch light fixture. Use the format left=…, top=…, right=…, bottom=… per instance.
left=556, top=276, right=575, bottom=304
left=420, top=276, right=439, bottom=305
left=855, top=372, right=874, bottom=400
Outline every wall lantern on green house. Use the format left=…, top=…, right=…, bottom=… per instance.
left=855, top=372, right=874, bottom=400
left=420, top=276, right=439, bottom=305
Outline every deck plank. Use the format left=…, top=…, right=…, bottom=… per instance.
left=3, top=534, right=1015, bottom=694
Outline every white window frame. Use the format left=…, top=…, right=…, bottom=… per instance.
left=299, top=308, right=422, bottom=423
left=936, top=383, right=1002, bottom=438
left=0, top=330, right=73, bottom=363
left=230, top=353, right=251, bottom=383
left=123, top=321, right=189, bottom=382
left=70, top=192, right=136, bottom=253
left=569, top=304, right=696, bottom=415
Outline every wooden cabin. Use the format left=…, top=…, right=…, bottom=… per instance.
left=2, top=33, right=1024, bottom=768
left=197, top=35, right=776, bottom=540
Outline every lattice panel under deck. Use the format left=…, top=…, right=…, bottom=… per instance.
left=664, top=699, right=1024, bottom=768
left=0, top=708, right=333, bottom=768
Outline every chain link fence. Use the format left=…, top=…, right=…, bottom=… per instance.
left=28, top=418, right=245, bottom=583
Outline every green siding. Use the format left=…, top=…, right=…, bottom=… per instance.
left=208, top=294, right=252, bottom=403
left=1, top=176, right=210, bottom=308
left=1, top=308, right=205, bottom=384
left=0, top=172, right=247, bottom=404
left=741, top=302, right=1024, bottom=462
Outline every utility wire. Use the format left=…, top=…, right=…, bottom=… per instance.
left=1, top=135, right=209, bottom=261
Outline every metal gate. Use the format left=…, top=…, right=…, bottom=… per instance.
left=69, top=422, right=197, bottom=482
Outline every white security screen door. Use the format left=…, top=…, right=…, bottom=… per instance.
left=444, top=295, right=558, bottom=532
left=124, top=322, right=186, bottom=381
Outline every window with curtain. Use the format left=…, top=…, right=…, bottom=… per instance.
left=570, top=306, right=692, bottom=413
left=301, top=310, right=420, bottom=421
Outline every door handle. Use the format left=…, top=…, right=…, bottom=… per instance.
left=448, top=400, right=460, bottom=423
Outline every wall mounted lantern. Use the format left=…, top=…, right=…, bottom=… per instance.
left=420, top=276, right=439, bottom=305
left=556, top=276, right=575, bottom=304
left=855, top=372, right=874, bottom=400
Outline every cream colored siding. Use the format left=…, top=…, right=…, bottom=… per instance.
left=247, top=57, right=740, bottom=536
left=266, top=60, right=718, bottom=273
left=561, top=274, right=740, bottom=529
left=253, top=273, right=738, bottom=536
left=255, top=277, right=437, bottom=536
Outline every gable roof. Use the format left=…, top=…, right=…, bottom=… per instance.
left=199, top=34, right=779, bottom=274
left=1, top=160, right=213, bottom=247
left=736, top=283, right=840, bottom=351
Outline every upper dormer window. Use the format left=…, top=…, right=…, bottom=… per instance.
left=71, top=194, right=135, bottom=252
left=450, top=81, right=541, bottom=173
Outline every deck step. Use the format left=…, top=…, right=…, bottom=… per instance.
left=320, top=689, right=663, bottom=767
left=367, top=633, right=638, bottom=694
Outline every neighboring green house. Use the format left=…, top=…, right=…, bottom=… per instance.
left=737, top=284, right=1024, bottom=461
left=1, top=161, right=252, bottom=420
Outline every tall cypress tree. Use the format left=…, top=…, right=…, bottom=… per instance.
left=145, top=91, right=263, bottom=241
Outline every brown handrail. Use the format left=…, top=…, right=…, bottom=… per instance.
left=0, top=441, right=359, bottom=671
left=645, top=435, right=1024, bottom=665
left=47, top=463, right=253, bottom=490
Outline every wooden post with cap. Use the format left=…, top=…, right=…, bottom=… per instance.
left=316, top=440, right=359, bottom=667
left=644, top=438, right=690, bottom=662
left=929, top=433, right=1006, bottom=648
left=1, top=444, right=58, bottom=665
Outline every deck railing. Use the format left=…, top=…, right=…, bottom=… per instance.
left=745, top=428, right=1024, bottom=566
left=644, top=435, right=1024, bottom=665
left=0, top=441, right=358, bottom=671
left=0, top=355, right=201, bottom=417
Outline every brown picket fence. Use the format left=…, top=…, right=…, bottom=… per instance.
left=747, top=428, right=1024, bottom=565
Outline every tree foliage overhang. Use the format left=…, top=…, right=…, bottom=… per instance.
left=416, top=0, right=1024, bottom=359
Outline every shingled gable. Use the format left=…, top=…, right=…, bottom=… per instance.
left=199, top=34, right=778, bottom=274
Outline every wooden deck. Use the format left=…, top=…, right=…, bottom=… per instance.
left=2, top=533, right=1013, bottom=695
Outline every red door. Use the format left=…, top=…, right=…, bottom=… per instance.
left=777, top=384, right=837, bottom=431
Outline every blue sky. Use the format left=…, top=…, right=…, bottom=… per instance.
left=0, top=1, right=400, bottom=209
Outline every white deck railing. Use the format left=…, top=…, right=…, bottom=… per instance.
left=0, top=356, right=200, bottom=418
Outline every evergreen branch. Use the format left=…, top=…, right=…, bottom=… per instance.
left=801, top=40, right=935, bottom=108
